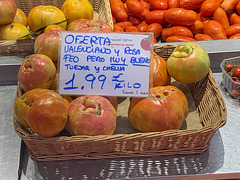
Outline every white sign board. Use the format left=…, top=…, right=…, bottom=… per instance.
left=58, top=32, right=152, bottom=97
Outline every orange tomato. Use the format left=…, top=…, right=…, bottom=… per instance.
left=194, top=33, right=214, bottom=41
left=149, top=0, right=168, bottom=10
left=213, top=7, right=230, bottom=29
left=166, top=35, right=196, bottom=42
left=202, top=20, right=227, bottom=39
left=110, top=0, right=128, bottom=22
left=200, top=0, right=224, bottom=16
left=137, top=20, right=148, bottom=32
left=145, top=10, right=167, bottom=24
left=146, top=23, right=162, bottom=37
left=164, top=8, right=197, bottom=26
left=161, top=26, right=193, bottom=41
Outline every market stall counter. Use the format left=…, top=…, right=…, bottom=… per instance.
left=0, top=41, right=240, bottom=180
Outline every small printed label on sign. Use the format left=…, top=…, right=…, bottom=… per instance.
left=58, top=32, right=153, bottom=97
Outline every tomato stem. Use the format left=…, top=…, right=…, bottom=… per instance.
left=172, top=44, right=193, bottom=58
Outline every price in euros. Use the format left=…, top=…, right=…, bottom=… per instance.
left=63, top=73, right=106, bottom=90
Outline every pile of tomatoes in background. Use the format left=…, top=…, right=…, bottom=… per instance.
left=110, top=0, right=240, bottom=43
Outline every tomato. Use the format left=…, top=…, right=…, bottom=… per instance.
left=194, top=34, right=214, bottom=41
left=236, top=2, right=240, bottom=15
left=187, top=20, right=203, bottom=35
left=14, top=89, right=68, bottom=137
left=229, top=33, right=240, bottom=39
left=34, top=31, right=62, bottom=62
left=0, top=22, right=31, bottom=40
left=168, top=0, right=180, bottom=8
left=43, top=24, right=65, bottom=33
left=202, top=20, right=227, bottom=40
left=126, top=26, right=139, bottom=32
left=14, top=88, right=49, bottom=127
left=149, top=0, right=168, bottom=10
left=163, top=8, right=197, bottom=26
left=66, top=95, right=117, bottom=136
left=149, top=52, right=171, bottom=88
left=128, top=13, right=142, bottom=26
left=145, top=10, right=167, bottom=24
left=114, top=21, right=133, bottom=31
left=18, top=54, right=56, bottom=92
left=231, top=88, right=240, bottom=98
left=128, top=85, right=189, bottom=133
left=61, top=0, right=93, bottom=24
left=113, top=25, right=124, bottom=32
left=13, top=8, right=27, bottom=26
left=110, top=0, right=128, bottom=22
left=213, top=7, right=230, bottom=30
left=0, top=0, right=17, bottom=25
left=126, top=0, right=150, bottom=20
left=232, top=67, right=240, bottom=78
left=137, top=21, right=148, bottom=32
left=72, top=19, right=112, bottom=32
left=104, top=96, right=118, bottom=111
left=200, top=0, right=223, bottom=16
left=229, top=13, right=240, bottom=25
left=167, top=42, right=210, bottom=84
left=161, top=26, right=193, bottom=42
left=224, top=63, right=236, bottom=73
left=67, top=18, right=89, bottom=31
left=179, top=0, right=205, bottom=10
left=27, top=5, right=67, bottom=33
left=166, top=35, right=196, bottom=42
left=220, top=0, right=239, bottom=14
left=146, top=23, right=162, bottom=37
left=225, top=24, right=240, bottom=38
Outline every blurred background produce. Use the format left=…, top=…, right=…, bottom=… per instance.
left=110, top=0, right=240, bottom=42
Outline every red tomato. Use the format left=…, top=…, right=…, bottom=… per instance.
left=232, top=67, right=240, bottom=78
left=34, top=31, right=62, bottom=62
left=224, top=63, right=236, bottom=73
left=18, top=54, right=56, bottom=92
left=14, top=89, right=68, bottom=137
left=66, top=95, right=117, bottom=136
left=231, top=88, right=240, bottom=98
left=128, top=85, right=189, bottom=133
left=14, top=88, right=51, bottom=128
left=104, top=96, right=118, bottom=111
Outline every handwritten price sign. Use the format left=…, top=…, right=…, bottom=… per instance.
left=58, top=32, right=153, bottom=97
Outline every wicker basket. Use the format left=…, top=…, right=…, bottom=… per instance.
left=15, top=0, right=113, bottom=27
left=13, top=45, right=227, bottom=161
left=0, top=0, right=113, bottom=56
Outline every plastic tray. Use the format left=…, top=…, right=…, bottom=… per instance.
left=220, top=56, right=240, bottom=99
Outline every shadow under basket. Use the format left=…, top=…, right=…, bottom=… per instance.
left=13, top=45, right=227, bottom=161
